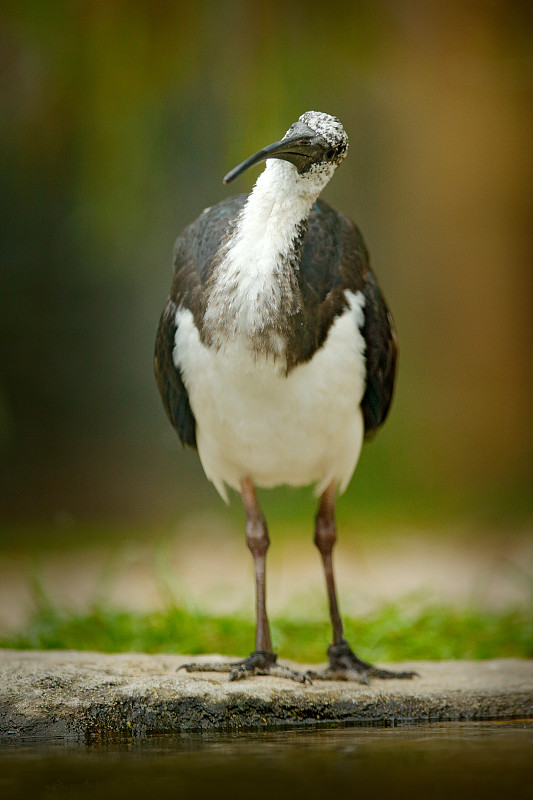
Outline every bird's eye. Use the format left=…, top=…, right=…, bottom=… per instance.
left=326, top=149, right=335, bottom=160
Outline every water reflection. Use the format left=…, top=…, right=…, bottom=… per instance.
left=1, top=721, right=532, bottom=800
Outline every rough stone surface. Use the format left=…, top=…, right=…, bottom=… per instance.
left=0, top=650, right=531, bottom=741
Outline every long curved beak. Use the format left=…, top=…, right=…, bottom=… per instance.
left=223, top=121, right=322, bottom=184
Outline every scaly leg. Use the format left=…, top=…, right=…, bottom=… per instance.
left=308, top=482, right=417, bottom=683
left=178, top=477, right=310, bottom=684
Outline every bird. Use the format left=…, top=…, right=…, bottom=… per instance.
left=154, top=110, right=417, bottom=684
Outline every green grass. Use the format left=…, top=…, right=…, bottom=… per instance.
left=1, top=600, right=531, bottom=662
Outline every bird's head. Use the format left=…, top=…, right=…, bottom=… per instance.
left=223, top=111, right=349, bottom=189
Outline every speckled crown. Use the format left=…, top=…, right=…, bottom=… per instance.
left=298, top=111, right=348, bottom=152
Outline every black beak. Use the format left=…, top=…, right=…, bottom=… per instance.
left=223, top=121, right=324, bottom=184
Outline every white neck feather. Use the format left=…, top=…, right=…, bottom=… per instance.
left=204, top=160, right=334, bottom=348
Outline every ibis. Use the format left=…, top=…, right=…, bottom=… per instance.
left=154, top=111, right=416, bottom=683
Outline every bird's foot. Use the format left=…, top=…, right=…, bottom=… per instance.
left=177, top=650, right=312, bottom=684
left=307, top=639, right=419, bottom=684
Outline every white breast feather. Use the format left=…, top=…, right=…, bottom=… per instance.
left=174, top=290, right=367, bottom=502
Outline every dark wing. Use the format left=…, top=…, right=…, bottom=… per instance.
left=154, top=297, right=197, bottom=447
left=297, top=199, right=397, bottom=438
left=360, top=270, right=398, bottom=438
left=288, top=199, right=368, bottom=367
left=154, top=194, right=248, bottom=448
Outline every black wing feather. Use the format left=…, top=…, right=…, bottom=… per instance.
left=299, top=200, right=397, bottom=438
left=154, top=195, right=248, bottom=448
left=360, top=271, right=398, bottom=437
left=154, top=298, right=197, bottom=447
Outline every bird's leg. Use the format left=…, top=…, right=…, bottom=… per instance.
left=241, top=476, right=272, bottom=654
left=308, top=482, right=417, bottom=683
left=314, top=482, right=345, bottom=647
left=177, top=477, right=310, bottom=684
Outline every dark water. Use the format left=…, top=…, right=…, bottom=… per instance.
left=1, top=720, right=532, bottom=800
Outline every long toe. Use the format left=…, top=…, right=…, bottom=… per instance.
left=306, top=667, right=370, bottom=685
left=177, top=660, right=244, bottom=674
left=229, top=661, right=311, bottom=684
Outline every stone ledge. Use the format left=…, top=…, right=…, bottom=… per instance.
left=1, top=650, right=531, bottom=740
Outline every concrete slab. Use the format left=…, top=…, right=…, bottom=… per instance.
left=1, top=650, right=531, bottom=741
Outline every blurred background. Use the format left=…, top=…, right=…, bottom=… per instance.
left=0, top=1, right=532, bottom=632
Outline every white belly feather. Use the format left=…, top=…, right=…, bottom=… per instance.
left=174, top=290, right=367, bottom=502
